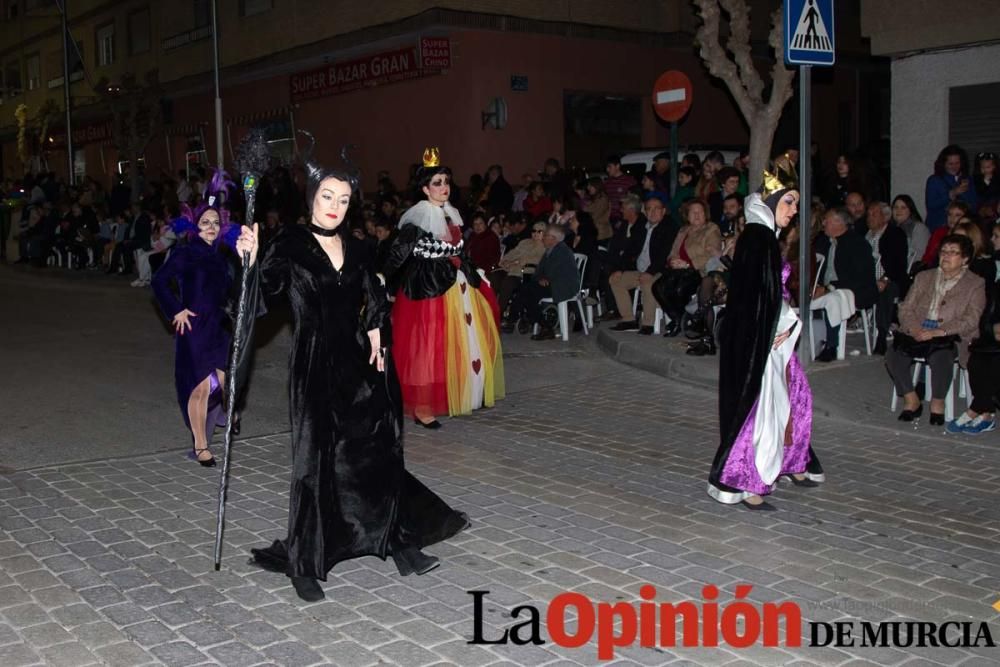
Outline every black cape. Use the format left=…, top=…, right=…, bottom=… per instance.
left=708, top=223, right=783, bottom=491
left=242, top=225, right=468, bottom=579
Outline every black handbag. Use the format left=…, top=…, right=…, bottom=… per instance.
left=892, top=331, right=959, bottom=358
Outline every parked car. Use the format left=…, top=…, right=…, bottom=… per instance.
left=619, top=146, right=742, bottom=180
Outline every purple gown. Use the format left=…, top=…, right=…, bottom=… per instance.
left=151, top=239, right=232, bottom=436
left=710, top=260, right=823, bottom=500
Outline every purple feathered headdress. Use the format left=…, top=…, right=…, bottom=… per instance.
left=170, top=168, right=240, bottom=248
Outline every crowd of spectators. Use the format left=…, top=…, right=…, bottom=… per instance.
left=3, top=143, right=999, bottom=430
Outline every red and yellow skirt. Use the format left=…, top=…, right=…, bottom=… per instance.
left=392, top=270, right=505, bottom=418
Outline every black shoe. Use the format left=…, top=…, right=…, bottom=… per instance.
left=815, top=346, right=837, bottom=362
left=740, top=499, right=777, bottom=511
left=392, top=547, right=440, bottom=576
left=784, top=474, right=820, bottom=488
left=530, top=327, right=555, bottom=341
left=188, top=448, right=216, bottom=467
left=611, top=320, right=640, bottom=332
left=929, top=412, right=945, bottom=426
left=414, top=417, right=442, bottom=429
left=291, top=576, right=324, bottom=602
left=686, top=336, right=716, bottom=356
left=638, top=326, right=654, bottom=335
left=662, top=320, right=680, bottom=337
left=231, top=412, right=241, bottom=436
left=897, top=404, right=923, bottom=422
left=516, top=318, right=531, bottom=335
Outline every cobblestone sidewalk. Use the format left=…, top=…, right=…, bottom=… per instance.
left=2, top=364, right=999, bottom=666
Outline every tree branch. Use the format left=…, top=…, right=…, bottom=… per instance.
left=692, top=0, right=759, bottom=121
left=765, top=6, right=796, bottom=118
left=719, top=0, right=764, bottom=105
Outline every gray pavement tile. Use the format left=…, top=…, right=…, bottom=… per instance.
left=149, top=641, right=210, bottom=667
left=94, top=640, right=158, bottom=666
left=38, top=641, right=100, bottom=667
left=206, top=641, right=268, bottom=665
left=0, top=641, right=43, bottom=667
left=317, top=640, right=381, bottom=667
left=122, top=619, right=177, bottom=647
left=19, top=621, right=75, bottom=648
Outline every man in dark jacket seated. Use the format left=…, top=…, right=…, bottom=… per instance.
left=812, top=207, right=879, bottom=361
left=506, top=224, right=580, bottom=340
left=865, top=201, right=909, bottom=354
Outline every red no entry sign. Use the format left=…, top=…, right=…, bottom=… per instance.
left=652, top=70, right=693, bottom=123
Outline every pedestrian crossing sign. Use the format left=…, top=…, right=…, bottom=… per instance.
left=784, top=0, right=835, bottom=66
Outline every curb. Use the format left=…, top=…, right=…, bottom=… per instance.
left=595, top=328, right=717, bottom=391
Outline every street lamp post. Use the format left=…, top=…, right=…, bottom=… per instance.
left=211, top=0, right=224, bottom=168
left=61, top=0, right=74, bottom=185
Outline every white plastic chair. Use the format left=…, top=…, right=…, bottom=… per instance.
left=889, top=360, right=970, bottom=422
left=533, top=253, right=590, bottom=341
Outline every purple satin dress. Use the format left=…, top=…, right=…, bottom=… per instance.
left=717, top=261, right=815, bottom=495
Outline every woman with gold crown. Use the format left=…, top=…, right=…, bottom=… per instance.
left=707, top=155, right=824, bottom=511
left=381, top=148, right=505, bottom=428
left=235, top=135, right=469, bottom=603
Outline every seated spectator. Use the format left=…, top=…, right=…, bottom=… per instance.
left=522, top=181, right=553, bottom=220
left=608, top=194, right=676, bottom=335
left=133, top=213, right=177, bottom=287
left=506, top=224, right=581, bottom=340
left=598, top=195, right=646, bottom=319
left=650, top=198, right=721, bottom=337
left=484, top=164, right=514, bottom=217
left=566, top=210, right=600, bottom=291
left=492, top=221, right=547, bottom=320
left=925, top=144, right=977, bottom=232
left=717, top=193, right=744, bottom=238
left=887, top=235, right=985, bottom=424
left=542, top=158, right=572, bottom=202
left=708, top=167, right=741, bottom=230
left=812, top=207, right=878, bottom=362
left=501, top=214, right=531, bottom=254
left=865, top=201, right=909, bottom=354
left=512, top=172, right=533, bottom=213
left=466, top=212, right=501, bottom=273
left=686, top=213, right=746, bottom=356
left=845, top=191, right=867, bottom=236
left=583, top=177, right=612, bottom=243
left=547, top=195, right=574, bottom=227
left=378, top=196, right=399, bottom=225
left=891, top=194, right=929, bottom=274
left=947, top=266, right=1000, bottom=434
left=921, top=201, right=970, bottom=267
left=693, top=160, right=718, bottom=202
left=953, top=220, right=996, bottom=289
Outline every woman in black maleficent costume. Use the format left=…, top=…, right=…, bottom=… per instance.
left=708, top=158, right=824, bottom=511
left=235, top=140, right=469, bottom=602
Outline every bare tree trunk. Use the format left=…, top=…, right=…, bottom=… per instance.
left=748, top=112, right=781, bottom=192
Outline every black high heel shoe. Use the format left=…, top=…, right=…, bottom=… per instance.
left=897, top=404, right=923, bottom=422
left=291, top=576, right=324, bottom=602
left=392, top=547, right=440, bottom=576
left=929, top=412, right=945, bottom=426
left=188, top=447, right=217, bottom=467
left=784, top=474, right=820, bottom=488
left=413, top=417, right=442, bottom=430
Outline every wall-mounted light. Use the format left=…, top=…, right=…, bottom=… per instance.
left=481, top=96, right=507, bottom=130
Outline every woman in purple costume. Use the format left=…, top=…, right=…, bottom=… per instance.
left=708, top=159, right=824, bottom=510
left=152, top=171, right=239, bottom=467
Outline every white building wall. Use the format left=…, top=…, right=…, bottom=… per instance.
left=891, top=43, right=1000, bottom=209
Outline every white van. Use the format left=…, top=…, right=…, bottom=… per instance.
left=619, top=146, right=742, bottom=178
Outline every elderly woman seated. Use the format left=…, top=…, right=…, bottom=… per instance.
left=493, top=221, right=547, bottom=326
left=651, top=198, right=722, bottom=337
left=947, top=272, right=1000, bottom=434
left=886, top=234, right=986, bottom=425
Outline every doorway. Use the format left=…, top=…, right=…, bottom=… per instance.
left=564, top=93, right=641, bottom=174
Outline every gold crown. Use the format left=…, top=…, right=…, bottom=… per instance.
left=422, top=147, right=440, bottom=168
left=760, top=152, right=798, bottom=199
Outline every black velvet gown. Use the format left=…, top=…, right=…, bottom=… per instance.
left=246, top=225, right=468, bottom=580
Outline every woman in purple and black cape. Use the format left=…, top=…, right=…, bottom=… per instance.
left=707, top=157, right=825, bottom=511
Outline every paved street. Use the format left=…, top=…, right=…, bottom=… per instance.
left=1, top=265, right=999, bottom=666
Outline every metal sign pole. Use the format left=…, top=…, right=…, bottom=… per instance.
left=669, top=121, right=678, bottom=198
left=798, top=64, right=812, bottom=368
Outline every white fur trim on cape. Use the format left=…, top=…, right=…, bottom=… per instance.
left=399, top=200, right=464, bottom=241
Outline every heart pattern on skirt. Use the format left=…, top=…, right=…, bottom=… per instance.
left=472, top=359, right=482, bottom=375
left=465, top=313, right=472, bottom=325
left=460, top=283, right=467, bottom=294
